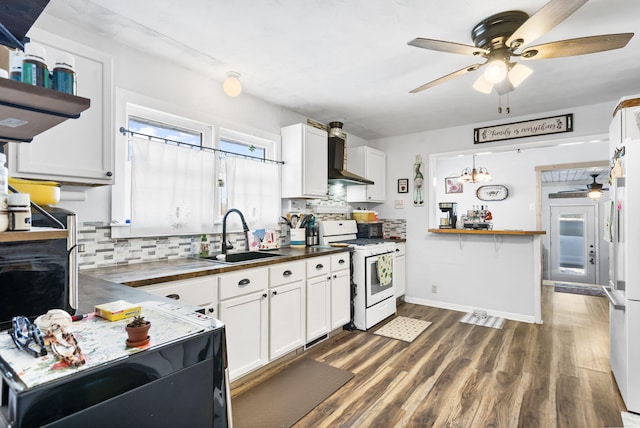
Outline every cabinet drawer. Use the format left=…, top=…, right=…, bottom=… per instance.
left=219, top=267, right=268, bottom=300
left=306, top=256, right=331, bottom=278
left=270, top=261, right=305, bottom=288
left=140, top=276, right=216, bottom=307
left=395, top=243, right=406, bottom=256
left=331, top=252, right=350, bottom=271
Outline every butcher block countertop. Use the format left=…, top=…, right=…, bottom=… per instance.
left=428, top=229, right=546, bottom=236
left=85, top=246, right=352, bottom=287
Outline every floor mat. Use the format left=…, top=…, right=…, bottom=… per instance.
left=232, top=358, right=354, bottom=428
left=373, top=316, right=432, bottom=342
left=554, top=282, right=606, bottom=297
left=460, top=312, right=505, bottom=329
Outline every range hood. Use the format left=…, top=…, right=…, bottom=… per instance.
left=327, top=122, right=373, bottom=186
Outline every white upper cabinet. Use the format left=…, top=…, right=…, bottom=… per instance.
left=346, top=146, right=386, bottom=203
left=610, top=98, right=640, bottom=145
left=281, top=123, right=328, bottom=199
left=8, top=29, right=113, bottom=185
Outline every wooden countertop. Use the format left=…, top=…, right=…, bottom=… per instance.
left=84, top=246, right=352, bottom=287
left=428, top=228, right=546, bottom=236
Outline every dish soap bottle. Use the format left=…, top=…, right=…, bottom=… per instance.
left=199, top=234, right=209, bottom=257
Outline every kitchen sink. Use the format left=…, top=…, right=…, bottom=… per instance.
left=201, top=251, right=282, bottom=263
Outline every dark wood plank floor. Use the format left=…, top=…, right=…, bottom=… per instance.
left=232, top=285, right=626, bottom=427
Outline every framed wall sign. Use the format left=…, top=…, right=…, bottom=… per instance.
left=474, top=114, right=573, bottom=144
left=398, top=178, right=409, bottom=193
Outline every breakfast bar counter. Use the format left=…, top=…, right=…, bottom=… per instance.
left=424, top=228, right=546, bottom=323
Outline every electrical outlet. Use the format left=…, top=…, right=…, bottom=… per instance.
left=432, top=284, right=437, bottom=294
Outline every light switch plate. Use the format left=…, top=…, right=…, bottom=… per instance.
left=394, top=199, right=405, bottom=209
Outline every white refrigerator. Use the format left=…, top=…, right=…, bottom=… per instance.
left=605, top=96, right=640, bottom=412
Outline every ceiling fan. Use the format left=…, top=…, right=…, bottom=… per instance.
left=552, top=173, right=608, bottom=199
left=407, top=0, right=634, bottom=97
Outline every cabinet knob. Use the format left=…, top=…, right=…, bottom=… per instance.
left=272, top=290, right=278, bottom=296
left=262, top=293, right=268, bottom=299
left=339, top=259, right=346, bottom=264
left=238, top=278, right=251, bottom=286
left=208, top=307, right=214, bottom=313
left=283, top=270, right=292, bottom=276
left=316, top=263, right=324, bottom=270
left=106, top=171, right=113, bottom=177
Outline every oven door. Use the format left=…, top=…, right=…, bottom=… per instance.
left=365, top=251, right=394, bottom=307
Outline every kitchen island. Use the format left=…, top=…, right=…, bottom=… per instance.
left=424, top=229, right=546, bottom=323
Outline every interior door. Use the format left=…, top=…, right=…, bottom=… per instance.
left=550, top=205, right=597, bottom=284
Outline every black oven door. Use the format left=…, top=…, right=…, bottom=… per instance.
left=0, top=239, right=72, bottom=330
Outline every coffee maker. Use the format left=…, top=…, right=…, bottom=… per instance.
left=438, top=202, right=457, bottom=229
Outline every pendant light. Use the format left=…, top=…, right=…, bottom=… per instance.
left=458, top=154, right=492, bottom=183
left=587, top=174, right=604, bottom=200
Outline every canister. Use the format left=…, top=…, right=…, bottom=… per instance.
left=290, top=228, right=306, bottom=248
left=8, top=193, right=31, bottom=231
left=52, top=52, right=76, bottom=95
left=21, top=43, right=49, bottom=88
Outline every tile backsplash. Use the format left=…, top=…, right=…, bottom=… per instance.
left=78, top=217, right=406, bottom=270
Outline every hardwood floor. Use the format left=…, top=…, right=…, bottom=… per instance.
left=232, top=285, right=626, bottom=427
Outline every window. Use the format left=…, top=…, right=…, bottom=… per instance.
left=111, top=101, right=215, bottom=238
left=217, top=129, right=280, bottom=230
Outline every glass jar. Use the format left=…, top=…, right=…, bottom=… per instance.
left=8, top=193, right=31, bottom=231
left=21, top=43, right=49, bottom=88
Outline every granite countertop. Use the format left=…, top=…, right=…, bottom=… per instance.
left=85, top=246, right=352, bottom=287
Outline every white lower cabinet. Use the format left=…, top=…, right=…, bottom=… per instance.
left=139, top=276, right=217, bottom=316
left=306, top=256, right=331, bottom=343
left=217, top=267, right=269, bottom=381
left=394, top=243, right=406, bottom=297
left=269, top=261, right=305, bottom=361
left=330, top=253, right=351, bottom=330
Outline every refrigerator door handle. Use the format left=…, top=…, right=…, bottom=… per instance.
left=603, top=285, right=626, bottom=310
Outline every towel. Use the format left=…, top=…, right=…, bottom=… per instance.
left=377, top=254, right=393, bottom=287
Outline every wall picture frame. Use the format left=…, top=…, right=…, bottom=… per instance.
left=445, top=176, right=463, bottom=194
left=398, top=178, right=409, bottom=193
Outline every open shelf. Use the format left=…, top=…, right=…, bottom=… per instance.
left=0, top=227, right=68, bottom=242
left=0, top=78, right=90, bottom=143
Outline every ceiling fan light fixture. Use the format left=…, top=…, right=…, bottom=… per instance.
left=223, top=71, right=242, bottom=97
left=473, top=74, right=493, bottom=94
left=508, top=63, right=533, bottom=88
left=484, top=59, right=508, bottom=84
left=588, top=189, right=603, bottom=200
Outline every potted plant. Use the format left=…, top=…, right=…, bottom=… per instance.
left=125, top=315, right=151, bottom=347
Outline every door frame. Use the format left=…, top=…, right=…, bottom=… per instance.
left=535, top=160, right=609, bottom=285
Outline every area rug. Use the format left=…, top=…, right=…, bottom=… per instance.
left=460, top=312, right=505, bottom=329
left=554, top=282, right=606, bottom=297
left=373, top=316, right=432, bottom=342
left=232, top=358, right=354, bottom=428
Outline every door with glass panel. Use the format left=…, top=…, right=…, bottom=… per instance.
left=549, top=205, right=597, bottom=284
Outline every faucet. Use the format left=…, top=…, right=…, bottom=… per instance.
left=221, top=208, right=250, bottom=254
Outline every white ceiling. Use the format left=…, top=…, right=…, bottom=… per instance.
left=42, top=0, right=640, bottom=140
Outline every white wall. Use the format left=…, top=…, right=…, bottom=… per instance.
left=370, top=101, right=617, bottom=317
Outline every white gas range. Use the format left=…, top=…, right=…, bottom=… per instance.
left=319, top=220, right=396, bottom=330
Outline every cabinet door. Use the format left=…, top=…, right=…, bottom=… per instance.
left=281, top=124, right=327, bottom=198
left=394, top=254, right=406, bottom=298
left=269, top=281, right=305, bottom=360
left=219, top=291, right=268, bottom=381
left=331, top=269, right=351, bottom=330
left=140, top=276, right=217, bottom=316
left=367, top=149, right=386, bottom=202
left=8, top=29, right=113, bottom=185
left=306, top=274, right=330, bottom=342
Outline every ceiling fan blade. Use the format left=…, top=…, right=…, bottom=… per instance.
left=506, top=0, right=588, bottom=49
left=410, top=64, right=483, bottom=93
left=520, top=33, right=634, bottom=59
left=408, top=38, right=488, bottom=57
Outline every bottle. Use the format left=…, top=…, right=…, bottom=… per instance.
left=8, top=193, right=31, bottom=231
left=21, top=43, right=49, bottom=88
left=52, top=52, right=76, bottom=95
left=9, top=50, right=23, bottom=82
left=199, top=234, right=209, bottom=257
